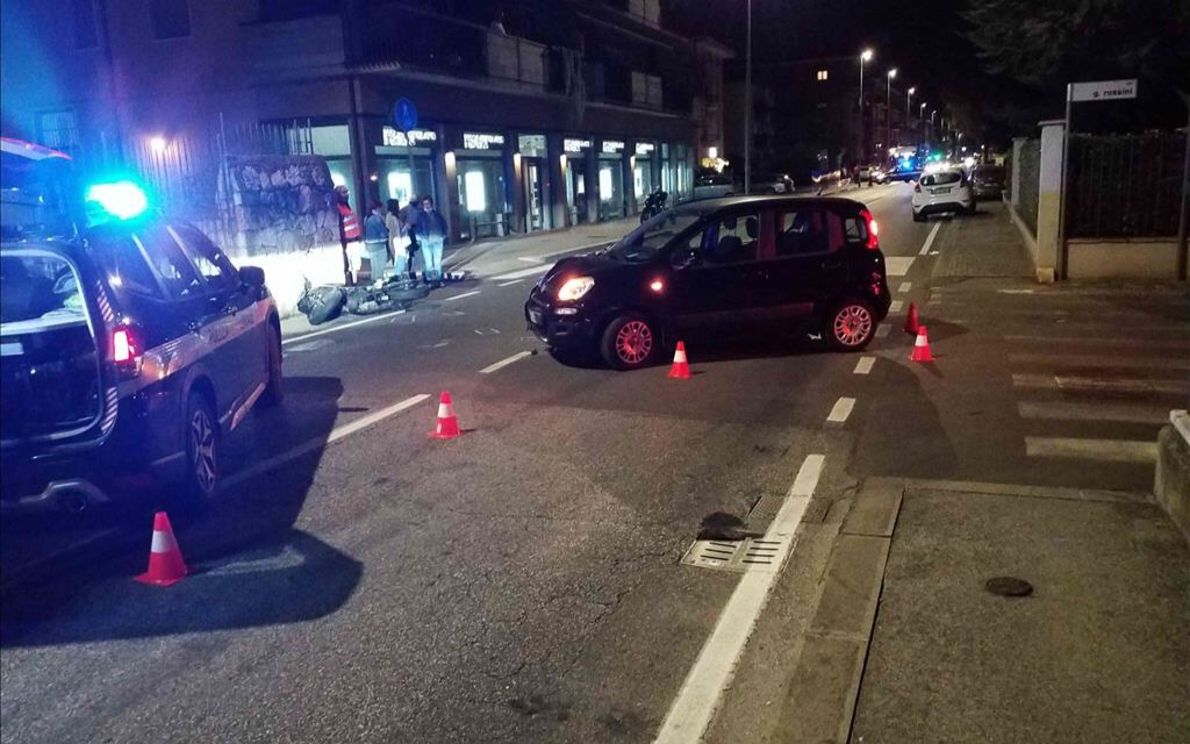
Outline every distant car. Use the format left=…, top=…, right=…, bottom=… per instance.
left=856, top=165, right=873, bottom=184
left=1, top=166, right=282, bottom=512
left=912, top=168, right=974, bottom=221
left=692, top=172, right=733, bottom=201
left=750, top=173, right=796, bottom=194
left=970, top=164, right=1005, bottom=201
left=872, top=168, right=889, bottom=185
left=526, top=196, right=892, bottom=370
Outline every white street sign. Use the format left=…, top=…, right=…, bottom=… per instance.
left=1069, top=79, right=1138, bottom=103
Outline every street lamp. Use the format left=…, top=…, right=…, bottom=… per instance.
left=744, top=0, right=752, bottom=193
left=906, top=87, right=915, bottom=120
left=885, top=68, right=897, bottom=154
left=919, top=102, right=928, bottom=145
left=857, top=48, right=874, bottom=165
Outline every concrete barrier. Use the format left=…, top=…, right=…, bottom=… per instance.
left=1155, top=409, right=1190, bottom=545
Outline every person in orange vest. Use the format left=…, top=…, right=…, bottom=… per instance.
left=335, top=185, right=362, bottom=285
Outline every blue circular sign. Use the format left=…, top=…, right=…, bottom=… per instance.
left=393, top=98, right=418, bottom=131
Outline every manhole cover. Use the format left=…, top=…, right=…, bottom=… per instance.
left=985, top=576, right=1033, bottom=597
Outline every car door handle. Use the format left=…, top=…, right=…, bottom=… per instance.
left=187, top=320, right=203, bottom=334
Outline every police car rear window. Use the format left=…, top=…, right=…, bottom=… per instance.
left=86, top=230, right=163, bottom=299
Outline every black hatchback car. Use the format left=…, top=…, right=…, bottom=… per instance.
left=525, top=196, right=891, bottom=369
left=1, top=181, right=282, bottom=513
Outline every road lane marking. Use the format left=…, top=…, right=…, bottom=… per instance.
left=654, top=454, right=824, bottom=744
left=854, top=356, right=875, bottom=375
left=516, top=256, right=543, bottom=263
left=1004, top=335, right=1190, bottom=350
left=498, top=279, right=524, bottom=287
left=918, top=222, right=941, bottom=255
left=1009, top=352, right=1190, bottom=370
left=1012, top=373, right=1189, bottom=396
left=1017, top=401, right=1169, bottom=425
left=898, top=282, right=912, bottom=293
left=1025, top=437, right=1158, bottom=464
left=479, top=351, right=532, bottom=374
left=225, top=394, right=431, bottom=488
left=283, top=309, right=406, bottom=346
left=826, top=397, right=856, bottom=423
left=491, top=265, right=550, bottom=281
left=875, top=324, right=891, bottom=338
left=884, top=256, right=915, bottom=276
left=443, top=290, right=481, bottom=302
left=889, top=300, right=903, bottom=312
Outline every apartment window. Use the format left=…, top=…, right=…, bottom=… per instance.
left=72, top=0, right=98, bottom=49
left=151, top=0, right=191, bottom=39
left=37, top=111, right=80, bottom=153
left=816, top=70, right=829, bottom=81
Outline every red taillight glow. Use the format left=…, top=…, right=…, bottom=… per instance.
left=860, top=209, right=880, bottom=250
left=113, top=328, right=135, bottom=363
left=649, top=279, right=664, bottom=293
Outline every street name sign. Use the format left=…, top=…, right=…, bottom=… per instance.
left=1068, top=79, right=1138, bottom=102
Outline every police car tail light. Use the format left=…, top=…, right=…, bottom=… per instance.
left=112, top=326, right=143, bottom=377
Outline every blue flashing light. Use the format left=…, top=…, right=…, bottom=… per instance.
left=85, top=180, right=149, bottom=220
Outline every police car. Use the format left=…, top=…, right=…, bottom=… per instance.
left=0, top=138, right=282, bottom=512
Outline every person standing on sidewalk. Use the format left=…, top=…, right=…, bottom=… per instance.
left=363, top=202, right=390, bottom=284
left=335, top=185, right=361, bottom=285
left=385, top=198, right=409, bottom=279
left=414, top=196, right=448, bottom=285
left=399, top=197, right=421, bottom=281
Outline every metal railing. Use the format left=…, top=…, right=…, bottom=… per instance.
left=1017, top=139, right=1041, bottom=237
left=1066, top=131, right=1185, bottom=239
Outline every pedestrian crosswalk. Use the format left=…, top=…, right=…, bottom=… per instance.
left=929, top=285, right=1189, bottom=484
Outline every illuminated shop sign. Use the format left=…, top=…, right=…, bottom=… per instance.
left=382, top=127, right=438, bottom=147
left=463, top=132, right=505, bottom=150
left=601, top=140, right=626, bottom=154
left=563, top=138, right=592, bottom=153
left=635, top=142, right=656, bottom=156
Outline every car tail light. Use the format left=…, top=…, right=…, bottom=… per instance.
left=112, top=326, right=143, bottom=378
left=860, top=209, right=880, bottom=250
left=913, top=183, right=922, bottom=193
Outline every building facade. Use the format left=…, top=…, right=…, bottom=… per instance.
left=1, top=0, right=725, bottom=245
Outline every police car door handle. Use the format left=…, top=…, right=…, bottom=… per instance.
left=187, top=320, right=203, bottom=334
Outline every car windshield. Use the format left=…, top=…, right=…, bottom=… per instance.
left=607, top=209, right=704, bottom=262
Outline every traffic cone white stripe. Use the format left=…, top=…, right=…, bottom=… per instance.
left=438, top=402, right=453, bottom=418
left=674, top=349, right=687, bottom=363
left=149, top=530, right=177, bottom=554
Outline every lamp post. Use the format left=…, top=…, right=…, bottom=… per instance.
left=885, top=68, right=897, bottom=155
left=858, top=49, right=873, bottom=162
left=919, top=102, right=927, bottom=145
left=906, top=87, right=915, bottom=121
left=744, top=0, right=752, bottom=194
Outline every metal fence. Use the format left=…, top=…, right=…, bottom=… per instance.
left=129, top=116, right=313, bottom=252
left=1017, top=138, right=1040, bottom=237
left=1065, top=131, right=1185, bottom=238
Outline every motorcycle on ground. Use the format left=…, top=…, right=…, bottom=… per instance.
left=639, top=187, right=669, bottom=223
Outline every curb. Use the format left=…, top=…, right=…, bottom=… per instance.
left=1155, top=409, right=1190, bottom=545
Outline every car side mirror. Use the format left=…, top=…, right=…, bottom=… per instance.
left=239, top=265, right=265, bottom=287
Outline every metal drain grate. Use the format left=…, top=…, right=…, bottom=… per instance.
left=747, top=493, right=785, bottom=530
left=681, top=536, right=791, bottom=573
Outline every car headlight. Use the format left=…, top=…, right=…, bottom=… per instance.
left=556, top=276, right=595, bottom=302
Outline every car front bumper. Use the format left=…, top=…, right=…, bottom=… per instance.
left=525, top=293, right=598, bottom=349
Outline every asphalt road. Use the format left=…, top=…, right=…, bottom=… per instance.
left=2, top=183, right=1184, bottom=744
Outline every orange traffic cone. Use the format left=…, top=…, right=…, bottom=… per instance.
left=429, top=390, right=462, bottom=439
left=135, top=511, right=188, bottom=587
left=668, top=341, right=691, bottom=379
left=903, top=302, right=920, bottom=335
left=909, top=325, right=934, bottom=363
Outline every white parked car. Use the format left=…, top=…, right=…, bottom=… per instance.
left=911, top=168, right=974, bottom=221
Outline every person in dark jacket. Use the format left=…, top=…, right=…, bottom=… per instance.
left=414, top=196, right=448, bottom=285
left=363, top=201, right=389, bottom=283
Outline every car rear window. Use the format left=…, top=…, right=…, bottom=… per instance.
left=86, top=229, right=164, bottom=299
left=921, top=172, right=962, bottom=186
left=0, top=252, right=86, bottom=326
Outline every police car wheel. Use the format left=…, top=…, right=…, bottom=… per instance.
left=184, top=393, right=221, bottom=502
left=259, top=324, right=284, bottom=407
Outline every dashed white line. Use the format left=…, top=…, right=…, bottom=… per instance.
left=854, top=356, right=876, bottom=375
left=479, top=350, right=533, bottom=375
left=443, top=290, right=481, bottom=302
left=225, top=393, right=431, bottom=488
left=884, top=256, right=915, bottom=276
left=497, top=279, right=525, bottom=287
left=898, top=282, right=912, bottom=293
left=516, top=256, right=543, bottom=263
left=491, top=265, right=550, bottom=281
left=653, top=454, right=824, bottom=744
left=283, top=309, right=406, bottom=346
left=889, top=300, right=904, bottom=313
left=826, top=397, right=856, bottom=423
left=918, top=222, right=941, bottom=255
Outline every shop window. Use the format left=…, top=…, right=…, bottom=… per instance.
left=599, top=168, right=614, bottom=201
left=464, top=171, right=487, bottom=213
left=817, top=70, right=829, bottom=81
left=386, top=171, right=414, bottom=205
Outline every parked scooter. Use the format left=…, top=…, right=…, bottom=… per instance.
left=639, top=187, right=669, bottom=223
